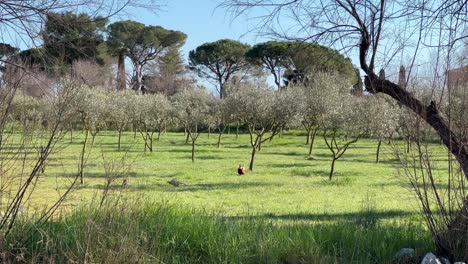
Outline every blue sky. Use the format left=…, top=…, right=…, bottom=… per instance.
left=127, top=0, right=267, bottom=63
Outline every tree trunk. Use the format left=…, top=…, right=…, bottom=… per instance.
left=185, top=132, right=190, bottom=144
left=217, top=132, right=222, bottom=148
left=149, top=132, right=153, bottom=152
left=305, top=128, right=311, bottom=145
left=79, top=129, right=89, bottom=184
left=117, top=51, right=126, bottom=90
left=236, top=123, right=239, bottom=139
left=134, top=64, right=144, bottom=93
left=249, top=146, right=257, bottom=171
left=308, top=127, right=318, bottom=156
left=70, top=128, right=73, bottom=143
left=376, top=138, right=382, bottom=163
left=329, top=158, right=337, bottom=180
left=91, top=131, right=97, bottom=146
left=118, top=129, right=122, bottom=150
left=219, top=81, right=225, bottom=99
left=406, top=137, right=411, bottom=153
left=191, top=139, right=195, bottom=162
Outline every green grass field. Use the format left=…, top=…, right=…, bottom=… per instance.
left=30, top=130, right=421, bottom=220
left=3, top=130, right=441, bottom=263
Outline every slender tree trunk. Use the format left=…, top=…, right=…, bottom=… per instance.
left=207, top=127, right=210, bottom=139
left=79, top=129, right=89, bottom=184
left=249, top=146, right=257, bottom=171
left=117, top=51, right=126, bottom=90
left=133, top=127, right=137, bottom=139
left=156, top=124, right=162, bottom=141
left=185, top=132, right=190, bottom=144
left=134, top=64, right=144, bottom=93
left=406, top=136, right=411, bottom=153
left=329, top=158, right=337, bottom=180
left=191, top=139, right=195, bottom=162
left=236, top=122, right=239, bottom=139
left=376, top=138, right=382, bottom=163
left=305, top=128, right=311, bottom=145
left=70, top=128, right=73, bottom=143
left=118, top=129, right=122, bottom=150
left=149, top=132, right=153, bottom=152
left=219, top=82, right=225, bottom=99
left=91, top=131, right=97, bottom=146
left=217, top=132, right=223, bottom=148
left=308, top=127, right=318, bottom=156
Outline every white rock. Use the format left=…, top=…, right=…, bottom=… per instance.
left=421, top=253, right=442, bottom=264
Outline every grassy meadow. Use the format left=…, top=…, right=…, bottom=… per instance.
left=3, top=129, right=440, bottom=263
left=29, top=130, right=420, bottom=218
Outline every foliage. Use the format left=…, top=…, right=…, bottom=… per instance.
left=144, top=47, right=193, bottom=96
left=189, top=39, right=251, bottom=98
left=307, top=73, right=368, bottom=179
left=246, top=41, right=292, bottom=89
left=364, top=95, right=400, bottom=140
left=225, top=84, right=301, bottom=170
left=107, top=20, right=187, bottom=92
left=42, top=12, right=108, bottom=71
left=135, top=93, right=171, bottom=152
left=172, top=87, right=212, bottom=161
left=284, top=42, right=356, bottom=87
left=0, top=43, right=19, bottom=73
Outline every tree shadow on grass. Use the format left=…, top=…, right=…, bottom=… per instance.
left=83, top=181, right=284, bottom=192
left=372, top=181, right=451, bottom=190
left=267, top=163, right=313, bottom=168
left=196, top=155, right=225, bottom=160
left=265, top=151, right=307, bottom=157
left=225, top=210, right=415, bottom=222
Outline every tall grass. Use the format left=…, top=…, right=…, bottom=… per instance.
left=6, top=199, right=433, bottom=263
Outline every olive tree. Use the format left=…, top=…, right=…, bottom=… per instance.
left=225, top=84, right=301, bottom=170
left=364, top=95, right=400, bottom=163
left=106, top=90, right=136, bottom=150
left=172, top=88, right=211, bottom=161
left=294, top=79, right=329, bottom=157
left=135, top=93, right=171, bottom=152
left=207, top=97, right=232, bottom=148
left=72, top=86, right=108, bottom=183
left=316, top=73, right=367, bottom=179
